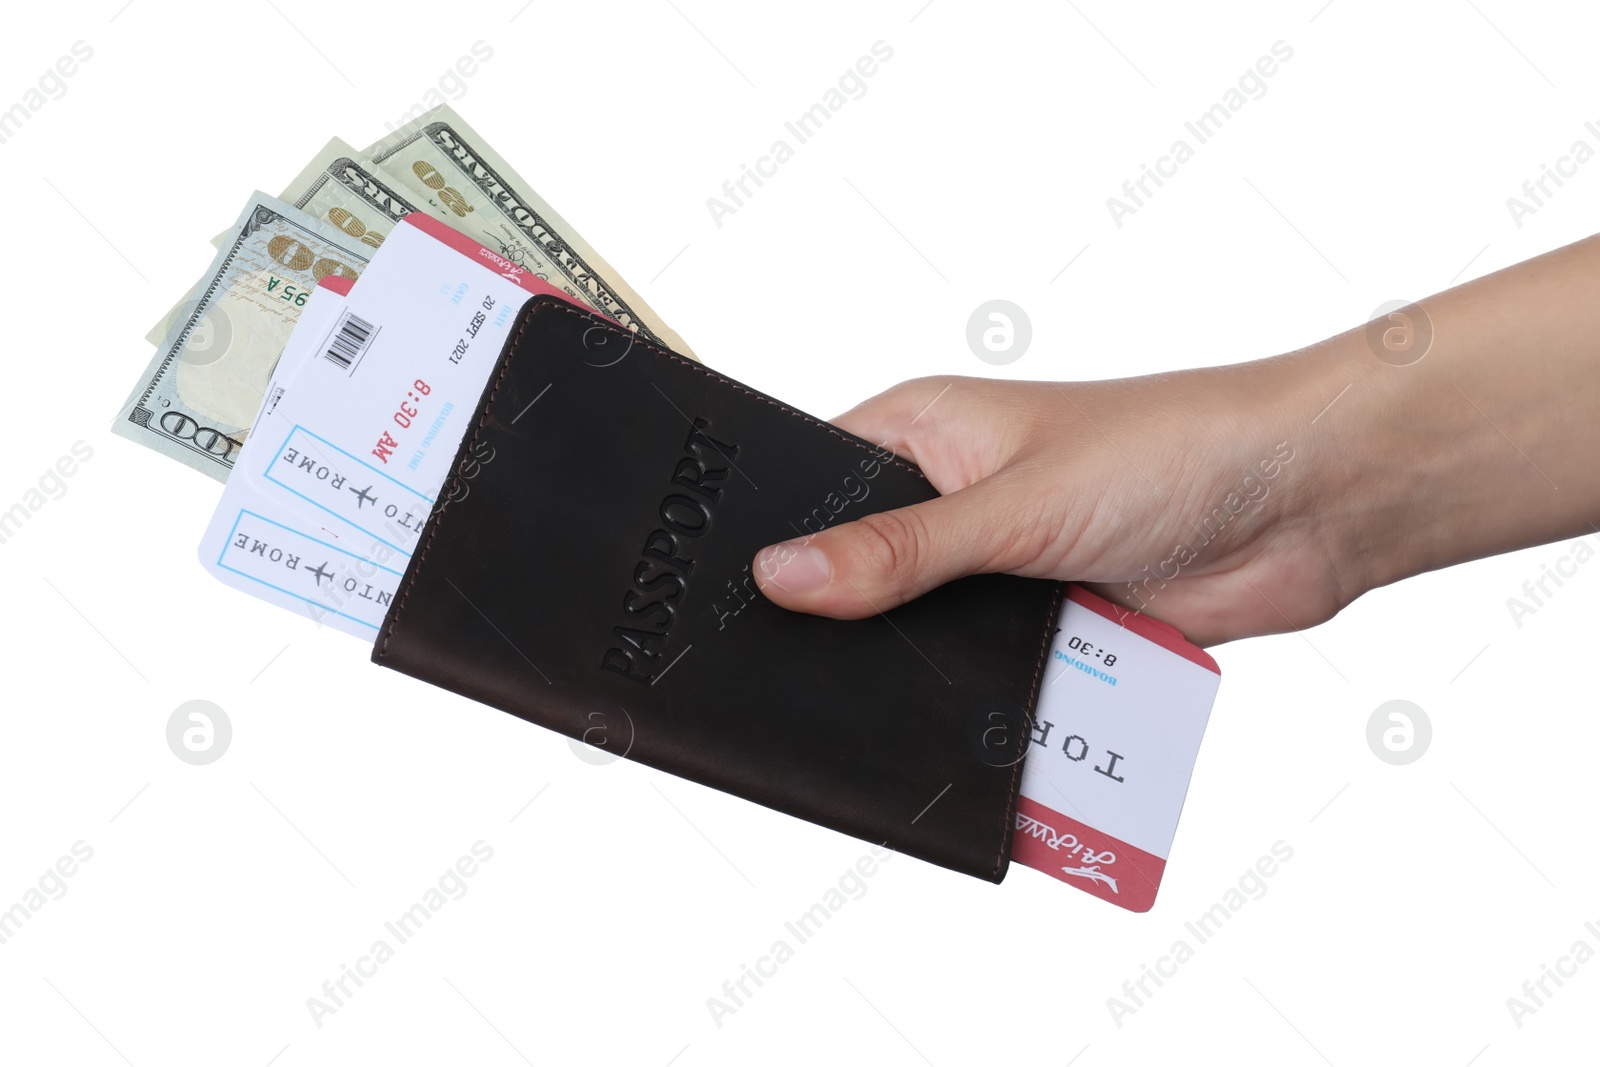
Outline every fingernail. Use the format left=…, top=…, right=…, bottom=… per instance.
left=757, top=541, right=831, bottom=592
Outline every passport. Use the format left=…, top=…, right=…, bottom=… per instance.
left=370, top=295, right=1065, bottom=881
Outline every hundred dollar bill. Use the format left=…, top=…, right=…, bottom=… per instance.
left=143, top=142, right=421, bottom=345
left=115, top=191, right=370, bottom=481
left=280, top=136, right=422, bottom=248
left=364, top=104, right=694, bottom=357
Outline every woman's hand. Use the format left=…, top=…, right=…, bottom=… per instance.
left=751, top=363, right=1347, bottom=648
left=751, top=231, right=1600, bottom=646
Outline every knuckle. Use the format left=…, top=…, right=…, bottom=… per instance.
left=889, top=375, right=959, bottom=418
left=850, top=508, right=929, bottom=584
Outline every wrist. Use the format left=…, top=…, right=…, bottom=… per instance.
left=1281, top=295, right=1565, bottom=603
left=1252, top=325, right=1439, bottom=609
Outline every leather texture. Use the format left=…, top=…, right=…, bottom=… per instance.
left=373, top=296, right=1063, bottom=881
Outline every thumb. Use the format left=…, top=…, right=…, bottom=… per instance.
left=751, top=481, right=1008, bottom=619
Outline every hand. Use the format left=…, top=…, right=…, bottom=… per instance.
left=750, top=232, right=1600, bottom=647
left=750, top=365, right=1348, bottom=648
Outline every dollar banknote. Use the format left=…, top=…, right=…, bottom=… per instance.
left=364, top=104, right=694, bottom=357
left=123, top=111, right=692, bottom=479
left=115, top=192, right=371, bottom=481
left=143, top=144, right=421, bottom=345
left=282, top=137, right=423, bottom=248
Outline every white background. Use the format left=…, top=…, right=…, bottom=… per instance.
left=3, top=1, right=1598, bottom=1063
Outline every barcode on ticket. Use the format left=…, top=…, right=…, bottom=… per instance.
left=323, top=311, right=376, bottom=373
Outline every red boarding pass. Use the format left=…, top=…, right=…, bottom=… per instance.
left=1012, top=585, right=1221, bottom=912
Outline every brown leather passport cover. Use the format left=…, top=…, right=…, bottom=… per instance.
left=372, top=296, right=1063, bottom=881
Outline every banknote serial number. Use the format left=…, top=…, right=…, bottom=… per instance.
left=266, top=277, right=312, bottom=308
left=371, top=379, right=432, bottom=465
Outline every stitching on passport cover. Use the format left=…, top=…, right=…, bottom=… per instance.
left=994, top=580, right=1065, bottom=879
